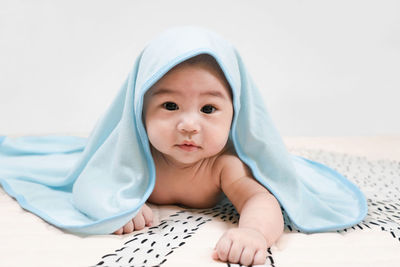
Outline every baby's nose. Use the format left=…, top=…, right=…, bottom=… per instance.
left=177, top=115, right=200, bottom=134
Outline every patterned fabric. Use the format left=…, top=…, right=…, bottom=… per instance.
left=290, top=149, right=400, bottom=240
left=95, top=150, right=400, bottom=266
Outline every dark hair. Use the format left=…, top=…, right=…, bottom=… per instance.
left=178, top=54, right=232, bottom=97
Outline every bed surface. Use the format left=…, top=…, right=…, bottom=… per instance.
left=1, top=136, right=399, bottom=267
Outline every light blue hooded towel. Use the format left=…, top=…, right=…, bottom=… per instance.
left=0, top=26, right=367, bottom=234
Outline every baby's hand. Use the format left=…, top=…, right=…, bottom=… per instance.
left=113, top=203, right=153, bottom=235
left=212, top=228, right=268, bottom=266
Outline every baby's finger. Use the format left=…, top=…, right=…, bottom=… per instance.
left=214, top=237, right=232, bottom=262
left=113, top=227, right=123, bottom=235
left=133, top=213, right=145, bottom=230
left=122, top=220, right=134, bottom=234
left=253, top=249, right=267, bottom=265
left=239, top=247, right=255, bottom=266
left=227, top=242, right=243, bottom=264
left=142, top=204, right=153, bottom=226
left=211, top=249, right=219, bottom=260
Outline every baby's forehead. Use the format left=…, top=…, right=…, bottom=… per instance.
left=148, top=54, right=232, bottom=98
left=175, top=54, right=229, bottom=85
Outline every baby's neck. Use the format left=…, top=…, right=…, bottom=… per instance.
left=161, top=153, right=203, bottom=170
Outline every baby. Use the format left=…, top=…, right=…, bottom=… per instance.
left=113, top=54, right=284, bottom=266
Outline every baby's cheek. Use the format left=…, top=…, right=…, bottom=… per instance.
left=146, top=125, right=164, bottom=148
left=208, top=131, right=229, bottom=153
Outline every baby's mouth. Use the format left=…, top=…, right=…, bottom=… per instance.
left=176, top=142, right=200, bottom=152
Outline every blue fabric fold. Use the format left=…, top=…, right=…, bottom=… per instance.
left=0, top=26, right=367, bottom=234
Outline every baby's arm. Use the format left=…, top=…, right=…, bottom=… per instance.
left=212, top=155, right=284, bottom=266
left=113, top=203, right=153, bottom=235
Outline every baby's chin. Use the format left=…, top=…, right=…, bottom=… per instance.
left=163, top=157, right=204, bottom=168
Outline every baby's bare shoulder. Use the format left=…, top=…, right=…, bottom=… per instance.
left=216, top=153, right=242, bottom=167
left=214, top=150, right=251, bottom=180
left=216, top=151, right=269, bottom=210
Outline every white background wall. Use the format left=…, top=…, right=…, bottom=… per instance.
left=1, top=0, right=399, bottom=136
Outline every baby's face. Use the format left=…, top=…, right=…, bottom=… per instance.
left=143, top=63, right=233, bottom=166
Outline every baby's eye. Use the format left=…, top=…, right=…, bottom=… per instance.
left=163, top=102, right=179, bottom=111
left=201, top=105, right=216, bottom=114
